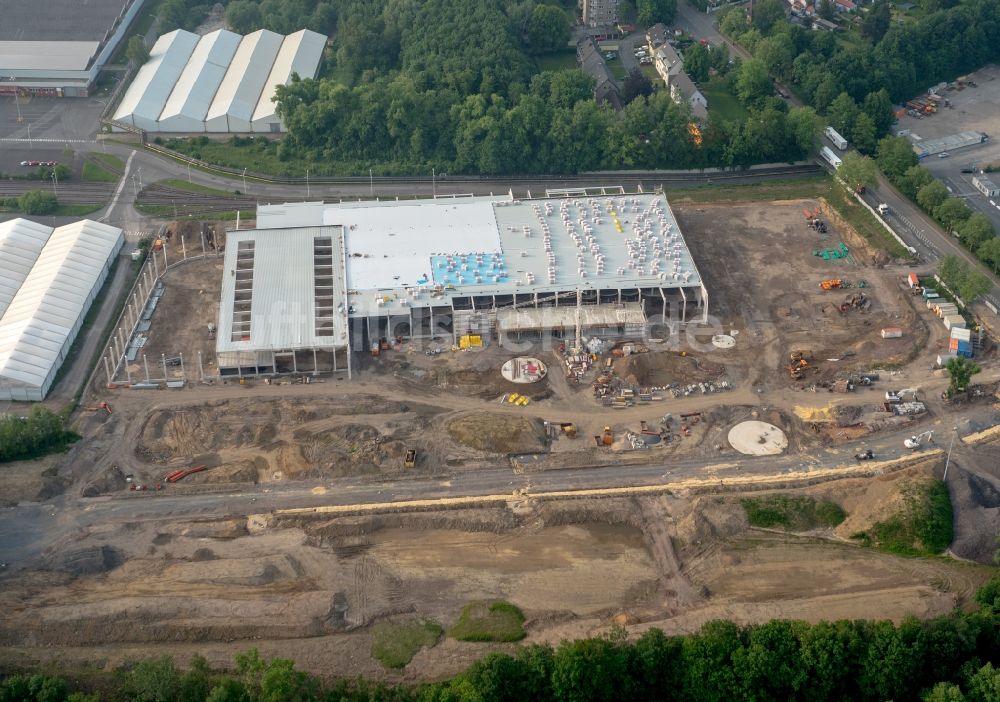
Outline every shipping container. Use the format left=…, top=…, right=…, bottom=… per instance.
left=907, top=272, right=919, bottom=288
left=949, top=338, right=959, bottom=350
left=950, top=327, right=972, bottom=341
left=943, top=314, right=966, bottom=329
left=922, top=287, right=939, bottom=299
left=936, top=304, right=958, bottom=318
left=937, top=352, right=957, bottom=366
left=880, top=327, right=903, bottom=339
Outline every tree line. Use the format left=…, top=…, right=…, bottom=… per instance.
left=3, top=576, right=1000, bottom=701
left=0, top=406, right=78, bottom=463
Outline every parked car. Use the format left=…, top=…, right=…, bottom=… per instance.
left=938, top=152, right=949, bottom=158
left=44, top=160, right=57, bottom=167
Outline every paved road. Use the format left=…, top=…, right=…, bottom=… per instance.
left=674, top=1, right=751, bottom=61
left=0, top=429, right=944, bottom=571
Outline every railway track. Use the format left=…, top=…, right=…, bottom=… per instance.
left=0, top=181, right=114, bottom=205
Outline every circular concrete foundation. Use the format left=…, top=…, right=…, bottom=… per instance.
left=728, top=421, right=788, bottom=456
left=712, top=334, right=736, bottom=349
left=501, top=357, right=547, bottom=384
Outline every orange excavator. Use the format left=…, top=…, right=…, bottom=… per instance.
left=84, top=402, right=112, bottom=415
left=819, top=279, right=843, bottom=290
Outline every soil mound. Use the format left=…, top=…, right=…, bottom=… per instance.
left=447, top=413, right=548, bottom=454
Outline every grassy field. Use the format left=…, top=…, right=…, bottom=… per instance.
left=371, top=619, right=442, bottom=669
left=702, top=76, right=747, bottom=122
left=160, top=178, right=238, bottom=197
left=449, top=601, right=526, bottom=642
left=742, top=495, right=846, bottom=531
left=91, top=153, right=125, bottom=172
left=535, top=50, right=578, bottom=73
left=82, top=162, right=119, bottom=183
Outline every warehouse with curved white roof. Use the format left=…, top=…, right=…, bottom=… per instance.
left=0, top=219, right=53, bottom=321
left=0, top=220, right=124, bottom=401
left=112, top=27, right=325, bottom=133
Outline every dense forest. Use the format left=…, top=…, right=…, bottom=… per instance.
left=4, top=577, right=1000, bottom=701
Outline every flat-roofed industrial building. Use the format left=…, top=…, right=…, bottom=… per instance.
left=216, top=191, right=707, bottom=376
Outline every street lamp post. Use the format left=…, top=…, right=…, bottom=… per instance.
left=306, top=168, right=310, bottom=198
left=370, top=167, right=373, bottom=196
left=242, top=167, right=248, bottom=195
left=51, top=169, right=58, bottom=197
left=432, top=167, right=436, bottom=198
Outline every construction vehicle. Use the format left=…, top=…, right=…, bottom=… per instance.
left=855, top=449, right=875, bottom=461
left=558, top=423, right=578, bottom=438
left=151, top=239, right=164, bottom=252
left=164, top=465, right=207, bottom=482
left=600, top=426, right=614, bottom=446
left=404, top=449, right=416, bottom=469
left=84, top=402, right=112, bottom=415
left=820, top=279, right=843, bottom=290
left=904, top=431, right=934, bottom=449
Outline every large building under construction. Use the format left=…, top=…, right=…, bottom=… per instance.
left=215, top=191, right=707, bottom=376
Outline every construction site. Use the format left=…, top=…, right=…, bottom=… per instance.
left=1, top=192, right=999, bottom=680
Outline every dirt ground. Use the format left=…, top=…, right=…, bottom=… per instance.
left=0, top=459, right=993, bottom=681
left=677, top=200, right=930, bottom=389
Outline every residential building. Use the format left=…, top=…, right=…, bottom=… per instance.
left=576, top=37, right=622, bottom=110
left=671, top=73, right=708, bottom=121
left=581, top=0, right=619, bottom=27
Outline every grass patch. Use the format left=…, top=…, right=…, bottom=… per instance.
left=742, top=494, right=846, bottom=530
left=702, top=76, right=747, bottom=123
left=664, top=175, right=829, bottom=203
left=853, top=479, right=954, bottom=555
left=535, top=50, right=578, bottom=73
left=82, top=162, right=119, bottom=183
left=91, top=153, right=125, bottom=172
left=450, top=601, right=526, bottom=642
left=371, top=619, right=442, bottom=669
left=824, top=182, right=910, bottom=259
left=607, top=58, right=628, bottom=80
left=159, top=178, right=237, bottom=197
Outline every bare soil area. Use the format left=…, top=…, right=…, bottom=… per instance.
left=0, top=461, right=994, bottom=681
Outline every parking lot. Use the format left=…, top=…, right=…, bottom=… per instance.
left=0, top=94, right=107, bottom=143
left=896, top=64, right=1000, bottom=231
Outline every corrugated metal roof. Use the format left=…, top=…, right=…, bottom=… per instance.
left=0, top=220, right=123, bottom=392
left=113, top=30, right=199, bottom=129
left=0, top=41, right=99, bottom=71
left=216, top=226, right=349, bottom=354
left=0, top=218, right=52, bottom=320
left=251, top=29, right=326, bottom=126
left=205, top=29, right=283, bottom=129
left=158, top=29, right=242, bottom=128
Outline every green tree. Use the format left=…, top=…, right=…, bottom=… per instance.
left=924, top=682, right=967, bottom=702
left=976, top=237, right=1000, bottom=273
left=755, top=34, right=793, bottom=79
left=17, top=190, right=57, bottom=215
left=684, top=43, right=712, bottom=83
left=817, top=0, right=835, bottom=21
left=126, top=35, right=149, bottom=66
left=966, top=663, right=1000, bottom=702
left=917, top=181, right=949, bottom=212
left=552, top=638, right=631, bottom=702
left=945, top=357, right=981, bottom=397
left=935, top=197, right=971, bottom=232
left=735, top=58, right=772, bottom=107
left=205, top=678, right=247, bottom=702
left=720, top=7, right=749, bottom=37
left=852, top=112, right=877, bottom=154
left=124, top=656, right=181, bottom=702
left=786, top=106, right=820, bottom=156
left=636, top=0, right=677, bottom=26
left=958, top=213, right=995, bottom=250
left=862, top=89, right=895, bottom=136
left=751, top=0, right=786, bottom=34
left=876, top=136, right=919, bottom=178
left=862, top=0, right=892, bottom=42
left=838, top=152, right=878, bottom=190
left=225, top=1, right=263, bottom=33
left=826, top=92, right=859, bottom=136
left=527, top=5, right=570, bottom=54
left=619, top=0, right=636, bottom=22
left=621, top=68, right=654, bottom=105
left=898, top=165, right=934, bottom=199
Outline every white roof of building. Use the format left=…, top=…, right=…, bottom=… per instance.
left=114, top=28, right=325, bottom=133
left=113, top=30, right=200, bottom=127
left=216, top=226, right=349, bottom=355
left=158, top=29, right=242, bottom=125
left=206, top=29, right=283, bottom=124
left=0, top=220, right=123, bottom=391
left=251, top=29, right=326, bottom=125
left=0, top=41, right=99, bottom=71
left=0, top=218, right=53, bottom=320
left=256, top=192, right=703, bottom=320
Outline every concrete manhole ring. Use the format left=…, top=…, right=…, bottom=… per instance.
left=728, top=421, right=788, bottom=456
left=501, top=357, right=547, bottom=383
left=712, top=334, right=736, bottom=349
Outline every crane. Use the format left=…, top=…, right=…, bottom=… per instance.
left=904, top=430, right=934, bottom=449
